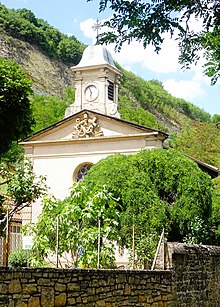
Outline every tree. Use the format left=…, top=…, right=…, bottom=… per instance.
left=0, top=159, right=46, bottom=236
left=0, top=58, right=34, bottom=155
left=212, top=113, right=220, bottom=124
left=200, top=27, right=220, bottom=85
left=57, top=36, right=84, bottom=64
left=83, top=149, right=213, bottom=252
left=29, top=149, right=213, bottom=268
left=88, top=0, right=220, bottom=83
left=29, top=185, right=120, bottom=268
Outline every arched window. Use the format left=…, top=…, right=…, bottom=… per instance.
left=74, top=163, right=93, bottom=182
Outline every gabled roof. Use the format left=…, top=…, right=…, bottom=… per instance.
left=21, top=109, right=168, bottom=143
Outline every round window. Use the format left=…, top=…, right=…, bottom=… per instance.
left=75, top=164, right=93, bottom=182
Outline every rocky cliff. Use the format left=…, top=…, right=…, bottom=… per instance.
left=0, top=32, right=73, bottom=98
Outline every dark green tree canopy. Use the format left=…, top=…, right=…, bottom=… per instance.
left=0, top=3, right=85, bottom=65
left=0, top=58, right=33, bottom=155
left=89, top=0, right=220, bottom=84
left=83, top=148, right=213, bottom=244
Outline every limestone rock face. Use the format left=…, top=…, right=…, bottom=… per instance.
left=0, top=33, right=73, bottom=98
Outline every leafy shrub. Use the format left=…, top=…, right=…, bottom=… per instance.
left=8, top=249, right=31, bottom=267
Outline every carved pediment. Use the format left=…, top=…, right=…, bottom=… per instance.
left=72, top=113, right=104, bottom=138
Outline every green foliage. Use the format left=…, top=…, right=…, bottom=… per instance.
left=169, top=121, right=220, bottom=168
left=30, top=88, right=74, bottom=132
left=90, top=0, right=220, bottom=83
left=6, top=159, right=46, bottom=207
left=57, top=36, right=83, bottom=64
left=0, top=4, right=85, bottom=64
left=118, top=96, right=167, bottom=132
left=29, top=185, right=120, bottom=268
left=0, top=159, right=46, bottom=236
left=202, top=28, right=220, bottom=85
left=0, top=142, right=24, bottom=164
left=83, top=149, right=213, bottom=252
left=0, top=58, right=33, bottom=155
left=118, top=67, right=211, bottom=124
left=211, top=177, right=220, bottom=244
left=212, top=114, right=220, bottom=124
left=184, top=217, right=210, bottom=244
left=30, top=149, right=214, bottom=267
left=8, top=249, right=31, bottom=267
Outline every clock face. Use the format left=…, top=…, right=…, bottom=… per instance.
left=84, top=84, right=99, bottom=102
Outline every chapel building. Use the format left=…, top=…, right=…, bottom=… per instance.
left=21, top=44, right=169, bottom=225
left=16, top=44, right=219, bottom=268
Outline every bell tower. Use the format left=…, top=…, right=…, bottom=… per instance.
left=65, top=45, right=122, bottom=118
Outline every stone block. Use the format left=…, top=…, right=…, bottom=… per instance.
left=28, top=296, right=40, bottom=307
left=87, top=287, right=95, bottom=295
left=38, top=278, right=52, bottom=286
left=124, top=284, right=131, bottom=295
left=138, top=295, right=146, bottom=302
left=0, top=283, right=8, bottom=294
left=55, top=282, right=66, bottom=292
left=0, top=294, right=9, bottom=304
left=55, top=293, right=66, bottom=307
left=154, top=295, right=162, bottom=301
left=21, top=272, right=31, bottom=279
left=82, top=297, right=88, bottom=303
left=67, top=297, right=76, bottom=305
left=41, top=287, right=54, bottom=307
left=116, top=274, right=126, bottom=283
left=9, top=280, right=21, bottom=293
left=67, top=283, right=80, bottom=291
left=22, top=284, right=37, bottom=294
left=16, top=301, right=27, bottom=307
left=96, top=300, right=106, bottom=306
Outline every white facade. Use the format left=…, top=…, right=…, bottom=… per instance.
left=22, top=111, right=167, bottom=204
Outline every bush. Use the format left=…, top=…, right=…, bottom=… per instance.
left=8, top=249, right=31, bottom=267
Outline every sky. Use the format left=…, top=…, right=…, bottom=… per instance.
left=1, top=0, right=220, bottom=116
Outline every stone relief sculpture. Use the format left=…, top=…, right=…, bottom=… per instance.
left=72, top=113, right=104, bottom=138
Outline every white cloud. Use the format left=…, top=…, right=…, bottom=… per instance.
left=80, top=18, right=97, bottom=44
left=163, top=79, right=205, bottom=101
left=111, top=40, right=181, bottom=74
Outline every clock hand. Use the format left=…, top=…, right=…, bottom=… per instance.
left=89, top=87, right=92, bottom=99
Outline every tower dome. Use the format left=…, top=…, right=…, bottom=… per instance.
left=75, top=45, right=116, bottom=69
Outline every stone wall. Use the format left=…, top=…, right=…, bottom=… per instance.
left=171, top=244, right=220, bottom=307
left=155, top=243, right=220, bottom=306
left=1, top=243, right=220, bottom=307
left=0, top=268, right=172, bottom=307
